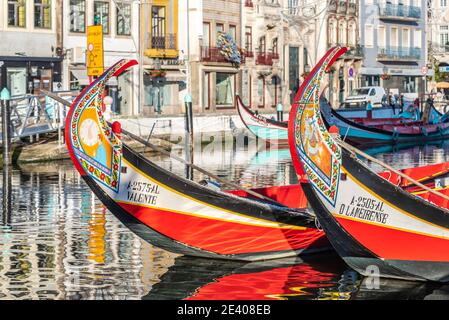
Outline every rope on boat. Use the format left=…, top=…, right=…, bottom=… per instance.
left=336, top=138, right=449, bottom=203
left=40, top=91, right=284, bottom=205
left=119, top=126, right=284, bottom=205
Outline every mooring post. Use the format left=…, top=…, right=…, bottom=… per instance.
left=184, top=94, right=194, bottom=180
left=276, top=103, right=284, bottom=122
left=184, top=94, right=193, bottom=143
left=2, top=163, right=11, bottom=225
left=1, top=88, right=12, bottom=166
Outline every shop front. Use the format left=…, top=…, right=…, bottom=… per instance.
left=0, top=57, right=62, bottom=97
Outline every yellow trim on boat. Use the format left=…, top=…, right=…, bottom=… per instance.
left=122, top=159, right=307, bottom=231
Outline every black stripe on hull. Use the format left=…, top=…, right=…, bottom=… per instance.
left=344, top=137, right=448, bottom=147
left=122, top=145, right=316, bottom=228
left=84, top=175, right=329, bottom=261
left=300, top=183, right=426, bottom=281
left=236, top=95, right=288, bottom=129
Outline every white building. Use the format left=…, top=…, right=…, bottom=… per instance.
left=0, top=0, right=63, bottom=96
left=62, top=0, right=140, bottom=116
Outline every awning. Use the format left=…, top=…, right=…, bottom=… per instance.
left=437, top=82, right=449, bottom=89
left=70, top=69, right=89, bottom=86
left=71, top=69, right=118, bottom=86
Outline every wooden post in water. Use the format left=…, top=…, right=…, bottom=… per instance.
left=184, top=94, right=194, bottom=180
left=2, top=163, right=11, bottom=225
left=1, top=88, right=11, bottom=166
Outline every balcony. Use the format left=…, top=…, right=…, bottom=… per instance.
left=377, top=47, right=421, bottom=62
left=431, top=42, right=449, bottom=54
left=378, top=4, right=421, bottom=21
left=256, top=52, right=274, bottom=66
left=343, top=45, right=364, bottom=59
left=200, top=46, right=246, bottom=64
left=245, top=0, right=254, bottom=8
left=145, top=33, right=178, bottom=58
left=244, top=50, right=254, bottom=58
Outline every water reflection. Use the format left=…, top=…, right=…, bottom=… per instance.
left=1, top=140, right=449, bottom=299
left=144, top=253, right=350, bottom=300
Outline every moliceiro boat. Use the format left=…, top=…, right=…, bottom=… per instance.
left=321, top=98, right=449, bottom=146
left=289, top=46, right=449, bottom=282
left=236, top=95, right=288, bottom=145
left=65, top=59, right=330, bottom=262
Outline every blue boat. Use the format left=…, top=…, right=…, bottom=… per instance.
left=236, top=95, right=288, bottom=144
left=237, top=95, right=424, bottom=145
left=320, top=97, right=449, bottom=145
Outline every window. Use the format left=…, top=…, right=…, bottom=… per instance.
left=391, top=27, right=398, bottom=48
left=272, top=38, right=278, bottom=54
left=442, top=0, right=447, bottom=7
left=348, top=23, right=356, bottom=45
left=94, top=1, right=110, bottom=34
left=34, top=0, right=52, bottom=29
left=245, top=26, right=252, bottom=53
left=402, top=28, right=410, bottom=48
left=8, top=0, right=26, bottom=27
left=365, top=24, right=373, bottom=47
left=259, top=36, right=266, bottom=53
left=378, top=25, right=386, bottom=47
left=229, top=25, right=237, bottom=42
left=151, top=6, right=166, bottom=48
left=257, top=76, right=265, bottom=107
left=216, top=73, right=235, bottom=107
left=203, top=22, right=210, bottom=47
left=70, top=0, right=86, bottom=33
left=441, top=27, right=449, bottom=47
left=329, top=21, right=337, bottom=44
left=116, top=2, right=131, bottom=36
left=414, top=29, right=422, bottom=48
left=338, top=22, right=346, bottom=45
left=203, top=72, right=211, bottom=110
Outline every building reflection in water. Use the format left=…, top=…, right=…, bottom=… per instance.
left=1, top=141, right=449, bottom=299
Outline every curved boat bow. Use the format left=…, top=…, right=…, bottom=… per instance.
left=65, top=60, right=329, bottom=261
left=289, top=47, right=449, bottom=282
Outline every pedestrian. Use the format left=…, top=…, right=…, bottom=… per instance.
left=399, top=94, right=404, bottom=113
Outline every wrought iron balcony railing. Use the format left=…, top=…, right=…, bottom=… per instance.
left=343, top=45, right=364, bottom=58
left=377, top=46, right=421, bottom=60
left=150, top=33, right=177, bottom=50
left=378, top=3, right=421, bottom=20
left=200, top=46, right=246, bottom=64
left=255, top=52, right=279, bottom=66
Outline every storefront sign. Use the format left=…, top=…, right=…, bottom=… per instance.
left=439, top=66, right=449, bottom=73
left=87, top=25, right=104, bottom=77
left=348, top=67, right=354, bottom=80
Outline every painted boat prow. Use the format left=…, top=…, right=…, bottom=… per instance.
left=236, top=95, right=288, bottom=144
left=288, top=46, right=449, bottom=282
left=65, top=60, right=329, bottom=262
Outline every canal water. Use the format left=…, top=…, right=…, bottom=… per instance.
left=2, top=140, right=449, bottom=300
